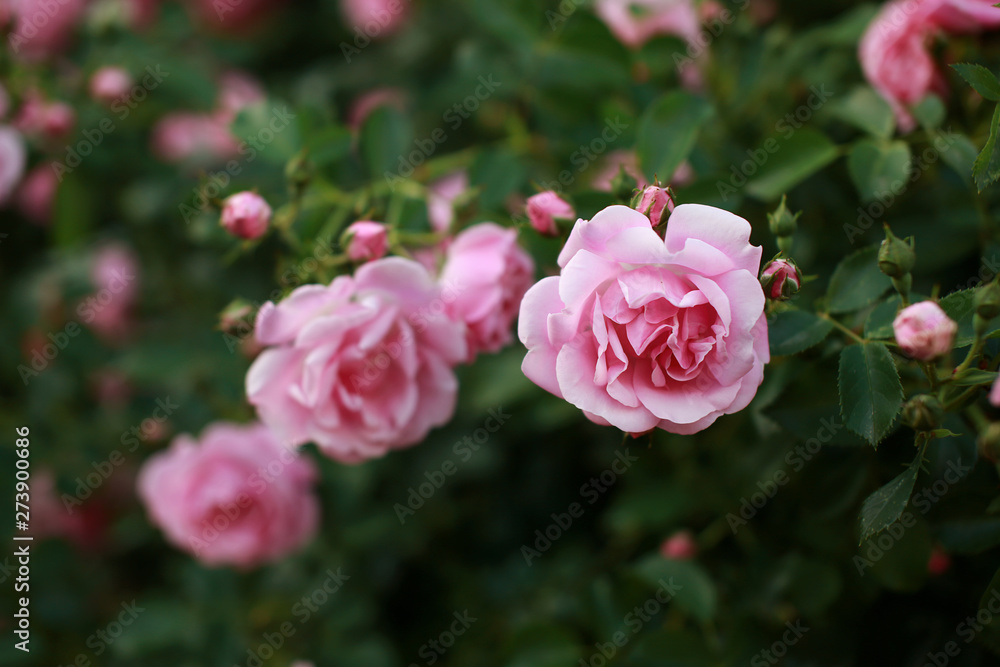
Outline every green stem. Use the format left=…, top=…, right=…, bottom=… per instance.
left=820, top=313, right=865, bottom=345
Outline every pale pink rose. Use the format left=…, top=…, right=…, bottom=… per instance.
left=151, top=112, right=240, bottom=164
left=760, top=258, right=801, bottom=300
left=16, top=165, right=57, bottom=225
left=221, top=191, right=271, bottom=240
left=634, top=185, right=674, bottom=226
left=84, top=243, right=139, bottom=343
left=14, top=94, right=75, bottom=140
left=138, top=421, right=319, bottom=568
left=594, top=0, right=701, bottom=48
left=990, top=376, right=1000, bottom=407
left=893, top=301, right=957, bottom=360
left=0, top=127, right=26, bottom=206
left=660, top=530, right=697, bottom=560
left=925, top=0, right=1000, bottom=32
left=216, top=70, right=266, bottom=119
left=246, top=258, right=468, bottom=462
left=91, top=243, right=139, bottom=302
left=526, top=191, right=575, bottom=237
left=427, top=170, right=469, bottom=233
left=347, top=87, right=407, bottom=129
left=519, top=204, right=768, bottom=435
left=8, top=0, right=88, bottom=60
left=440, top=223, right=535, bottom=360
left=344, top=221, right=389, bottom=262
left=341, top=0, right=408, bottom=37
left=859, top=0, right=944, bottom=133
left=90, top=67, right=133, bottom=105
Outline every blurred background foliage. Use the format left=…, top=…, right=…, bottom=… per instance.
left=3, top=0, right=1000, bottom=665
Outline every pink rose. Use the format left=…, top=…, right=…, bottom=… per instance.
left=634, top=185, right=674, bottom=227
left=216, top=70, right=266, bottom=119
left=344, top=221, right=389, bottom=262
left=90, top=67, right=133, bottom=105
left=84, top=243, right=139, bottom=343
left=341, top=0, right=408, bottom=37
left=526, top=191, right=575, bottom=237
left=859, top=0, right=945, bottom=133
left=221, top=191, right=271, bottom=240
left=151, top=112, right=239, bottom=164
left=138, top=421, right=319, bottom=568
left=893, top=300, right=957, bottom=360
left=519, top=204, right=768, bottom=435
left=15, top=165, right=58, bottom=225
left=9, top=0, right=87, bottom=60
left=760, top=258, right=802, bottom=300
left=0, top=127, right=26, bottom=206
left=594, top=0, right=701, bottom=49
left=660, top=530, right=697, bottom=560
left=925, top=0, right=1000, bottom=32
left=427, top=170, right=469, bottom=233
left=246, top=258, right=468, bottom=462
left=441, top=223, right=535, bottom=360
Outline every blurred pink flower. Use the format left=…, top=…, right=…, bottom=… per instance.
left=14, top=94, right=75, bottom=141
left=341, top=0, right=409, bottom=37
left=441, top=223, right=535, bottom=361
left=83, top=243, right=140, bottom=343
left=427, top=170, right=469, bottom=233
left=216, top=70, right=266, bottom=119
left=594, top=0, right=701, bottom=48
left=924, top=0, right=1000, bottom=32
left=151, top=112, right=240, bottom=164
left=344, top=221, right=389, bottom=261
left=90, top=67, right=133, bottom=105
left=16, top=165, right=58, bottom=225
left=0, top=126, right=26, bottom=206
left=138, top=421, right=319, bottom=568
left=526, top=191, right=574, bottom=237
left=221, top=191, right=272, bottom=240
left=247, top=258, right=468, bottom=462
left=8, top=0, right=88, bottom=60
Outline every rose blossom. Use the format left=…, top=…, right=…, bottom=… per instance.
left=660, top=530, right=697, bottom=560
left=84, top=243, right=139, bottom=343
left=341, top=0, right=408, bottom=37
left=519, top=204, right=768, bottom=435
left=344, top=221, right=389, bottom=262
left=441, top=223, right=535, bottom=360
left=526, top=191, right=575, bottom=237
left=893, top=301, right=957, bottom=360
left=0, top=127, right=26, bottom=206
left=594, top=0, right=700, bottom=49
left=221, top=191, right=271, bottom=240
left=138, top=421, right=319, bottom=568
left=9, top=0, right=87, bottom=60
left=924, top=0, right=1000, bottom=32
left=246, top=258, right=468, bottom=462
left=90, top=67, right=133, bottom=105
left=216, top=70, right=266, bottom=119
left=427, top=170, right=469, bottom=233
left=15, top=165, right=58, bottom=225
left=151, top=112, right=239, bottom=164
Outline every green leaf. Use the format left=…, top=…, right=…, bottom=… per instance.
left=768, top=309, right=835, bottom=356
left=939, top=289, right=978, bottom=348
left=973, top=104, right=1000, bottom=192
left=859, top=462, right=919, bottom=542
left=633, top=556, right=717, bottom=621
left=830, top=86, right=895, bottom=138
left=307, top=125, right=352, bottom=168
left=826, top=244, right=893, bottom=314
left=951, top=369, right=998, bottom=387
left=839, top=342, right=903, bottom=446
left=359, top=106, right=413, bottom=179
left=912, top=95, right=946, bottom=129
left=951, top=63, right=1000, bottom=102
left=745, top=128, right=840, bottom=201
left=864, top=295, right=903, bottom=339
left=847, top=139, right=912, bottom=203
left=937, top=519, right=1000, bottom=554
left=636, top=92, right=713, bottom=183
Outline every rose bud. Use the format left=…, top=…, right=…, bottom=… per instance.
left=90, top=67, right=133, bottom=105
left=220, top=191, right=271, bottom=240
left=526, top=191, right=575, bottom=236
left=660, top=530, right=697, bottom=561
left=759, top=258, right=801, bottom=300
left=878, top=226, right=915, bottom=279
left=631, top=185, right=674, bottom=227
left=343, top=221, right=389, bottom=262
left=893, top=301, right=957, bottom=361
left=901, top=394, right=943, bottom=432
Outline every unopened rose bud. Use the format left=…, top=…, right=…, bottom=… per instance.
left=660, top=530, right=697, bottom=561
left=878, top=226, right=915, bottom=279
left=343, top=221, right=388, bottom=262
left=893, top=301, right=957, bottom=361
left=89, top=67, right=133, bottom=105
left=901, top=394, right=943, bottom=432
left=975, top=280, right=1000, bottom=322
left=759, top=258, right=802, bottom=300
left=220, top=191, right=271, bottom=240
left=978, top=422, right=1000, bottom=461
left=610, top=165, right=637, bottom=203
left=631, top=185, right=674, bottom=227
left=927, top=548, right=951, bottom=576
left=525, top=191, right=574, bottom=236
left=767, top=195, right=799, bottom=238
